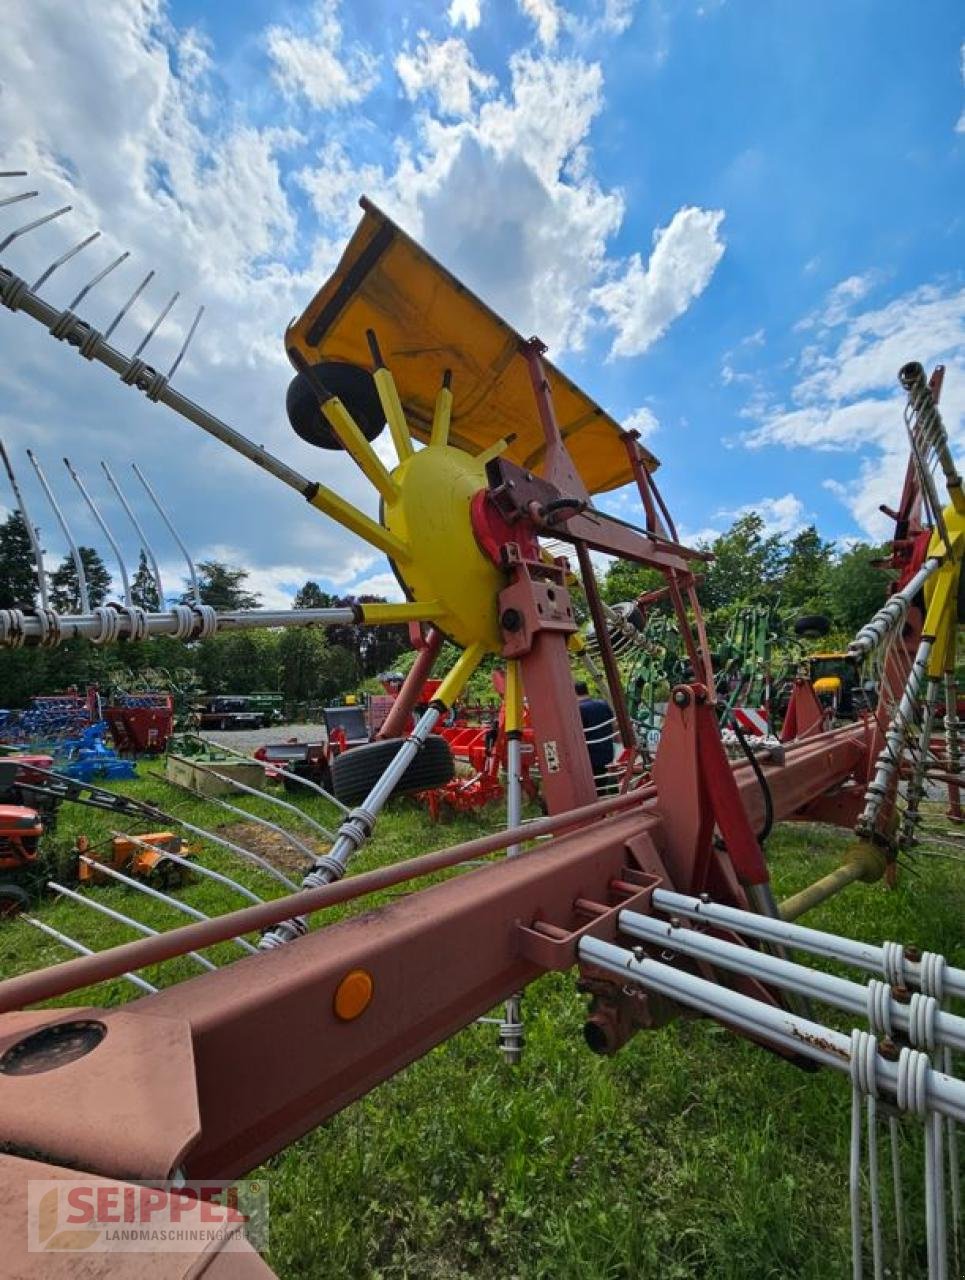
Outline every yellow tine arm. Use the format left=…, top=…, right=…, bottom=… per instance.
left=307, top=484, right=409, bottom=563
left=430, top=373, right=453, bottom=449
left=433, top=641, right=487, bottom=710
left=475, top=433, right=517, bottom=468
left=359, top=601, right=443, bottom=625
left=321, top=397, right=399, bottom=504
left=373, top=366, right=414, bottom=463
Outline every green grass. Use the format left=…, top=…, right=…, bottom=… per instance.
left=1, top=770, right=962, bottom=1278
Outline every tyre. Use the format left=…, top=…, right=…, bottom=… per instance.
left=794, top=613, right=831, bottom=638
left=331, top=735, right=455, bottom=806
left=0, top=883, right=29, bottom=918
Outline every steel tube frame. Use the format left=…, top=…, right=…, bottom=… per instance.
left=652, top=889, right=965, bottom=999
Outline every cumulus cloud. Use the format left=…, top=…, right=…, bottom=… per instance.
left=738, top=277, right=965, bottom=539
left=717, top=492, right=807, bottom=537
left=266, top=0, right=379, bottom=110
left=623, top=405, right=659, bottom=440
left=519, top=0, right=563, bottom=47
left=395, top=34, right=496, bottom=118
left=448, top=0, right=483, bottom=30
left=591, top=207, right=726, bottom=358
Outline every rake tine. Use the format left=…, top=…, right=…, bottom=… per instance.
left=192, top=763, right=336, bottom=843
left=0, top=439, right=49, bottom=609
left=188, top=733, right=351, bottom=814
left=160, top=782, right=301, bottom=889
left=76, top=854, right=258, bottom=955
left=48, top=880, right=217, bottom=972
left=0, top=204, right=71, bottom=255
left=0, top=171, right=28, bottom=178
left=131, top=461, right=200, bottom=605
left=167, top=304, right=204, bottom=381
left=68, top=249, right=130, bottom=310
left=164, top=780, right=317, bottom=867
left=108, top=831, right=266, bottom=905
left=64, top=456, right=131, bottom=605
left=132, top=290, right=179, bottom=359
left=22, top=914, right=157, bottom=994
left=31, top=229, right=100, bottom=292
left=26, top=448, right=90, bottom=613
left=100, top=459, right=165, bottom=604
left=103, top=269, right=154, bottom=340
left=0, top=190, right=38, bottom=210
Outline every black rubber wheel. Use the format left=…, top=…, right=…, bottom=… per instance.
left=287, top=362, right=385, bottom=450
left=331, top=736, right=455, bottom=806
left=0, top=883, right=29, bottom=918
left=794, top=613, right=831, bottom=638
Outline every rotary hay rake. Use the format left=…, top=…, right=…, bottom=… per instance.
left=0, top=180, right=961, bottom=1277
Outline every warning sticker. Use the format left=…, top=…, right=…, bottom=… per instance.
left=543, top=740, right=560, bottom=773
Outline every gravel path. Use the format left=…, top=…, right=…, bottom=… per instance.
left=200, top=721, right=328, bottom=755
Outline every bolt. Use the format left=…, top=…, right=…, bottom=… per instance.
left=699, top=892, right=711, bottom=904
left=668, top=916, right=681, bottom=929
left=500, top=608, right=523, bottom=632
left=525, top=472, right=534, bottom=482
left=904, top=944, right=922, bottom=963
left=878, top=1037, right=900, bottom=1062
left=631, top=946, right=645, bottom=963
left=672, top=689, right=690, bottom=707
left=892, top=985, right=911, bottom=1004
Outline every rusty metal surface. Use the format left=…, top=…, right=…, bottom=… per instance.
left=0, top=1154, right=273, bottom=1278
left=0, top=1009, right=200, bottom=1182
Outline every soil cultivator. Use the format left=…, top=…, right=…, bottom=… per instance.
left=0, top=182, right=962, bottom=1277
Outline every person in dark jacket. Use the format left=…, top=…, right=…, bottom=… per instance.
left=575, top=681, right=615, bottom=791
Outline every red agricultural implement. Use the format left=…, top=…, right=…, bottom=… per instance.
left=0, top=193, right=962, bottom=1277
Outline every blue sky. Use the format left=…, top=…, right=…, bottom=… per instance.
left=0, top=0, right=962, bottom=605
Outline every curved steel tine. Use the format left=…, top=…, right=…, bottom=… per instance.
left=69, top=250, right=130, bottom=310
left=0, top=171, right=28, bottom=178
left=103, top=269, right=154, bottom=340
left=0, top=190, right=38, bottom=210
left=0, top=204, right=71, bottom=255
left=26, top=448, right=90, bottom=613
left=100, top=459, right=165, bottom=603
left=31, top=230, right=100, bottom=292
left=63, top=456, right=131, bottom=605
left=0, top=439, right=49, bottom=609
left=22, top=915, right=157, bottom=994
left=167, top=304, right=204, bottom=380
left=132, top=290, right=179, bottom=359
left=47, top=880, right=217, bottom=973
left=131, top=461, right=200, bottom=605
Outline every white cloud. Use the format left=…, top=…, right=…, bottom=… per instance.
left=395, top=34, right=496, bottom=119
left=957, top=43, right=965, bottom=134
left=591, top=206, right=726, bottom=358
left=738, top=277, right=965, bottom=539
left=623, top=405, right=659, bottom=439
left=266, top=0, right=379, bottom=111
left=519, top=0, right=563, bottom=47
left=448, top=0, right=482, bottom=30
left=717, top=492, right=807, bottom=537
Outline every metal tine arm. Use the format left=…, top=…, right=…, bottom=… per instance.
left=132, top=291, right=179, bottom=360
left=131, top=461, right=200, bottom=605
left=104, top=270, right=154, bottom=341
left=26, top=448, right=90, bottom=613
left=0, top=440, right=48, bottom=608
left=64, top=456, right=131, bottom=605
left=31, top=230, right=100, bottom=292
left=100, top=459, right=165, bottom=604
left=151, top=792, right=300, bottom=891
left=76, top=854, right=258, bottom=955
left=188, top=733, right=350, bottom=814
left=192, top=762, right=336, bottom=843
left=48, top=880, right=216, bottom=972
left=0, top=191, right=38, bottom=210
left=68, top=250, right=130, bottom=311
left=163, top=778, right=317, bottom=868
left=0, top=204, right=71, bottom=255
left=106, top=832, right=265, bottom=905
left=22, top=914, right=156, bottom=994
left=167, top=305, right=204, bottom=381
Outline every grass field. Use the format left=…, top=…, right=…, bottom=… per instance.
left=1, top=765, right=962, bottom=1278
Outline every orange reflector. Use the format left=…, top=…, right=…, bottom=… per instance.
left=333, top=968, right=374, bottom=1021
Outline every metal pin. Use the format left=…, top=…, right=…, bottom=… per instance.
left=132, top=290, right=179, bottom=359
left=100, top=459, right=164, bottom=604
left=0, top=439, right=48, bottom=608
left=26, top=448, right=90, bottom=613
left=68, top=250, right=131, bottom=310
left=22, top=915, right=157, bottom=994
left=103, top=269, right=154, bottom=340
left=63, top=456, right=131, bottom=605
left=166, top=304, right=204, bottom=380
left=48, top=880, right=217, bottom=972
left=131, top=461, right=200, bottom=605
left=0, top=190, right=38, bottom=210
left=31, top=230, right=100, bottom=292
left=0, top=204, right=71, bottom=255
